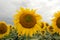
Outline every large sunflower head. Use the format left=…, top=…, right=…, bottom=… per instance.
left=0, top=22, right=10, bottom=38
left=52, top=11, right=60, bottom=35
left=47, top=26, right=55, bottom=34
left=14, top=7, right=42, bottom=37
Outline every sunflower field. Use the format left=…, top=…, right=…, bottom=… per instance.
left=0, top=7, right=60, bottom=40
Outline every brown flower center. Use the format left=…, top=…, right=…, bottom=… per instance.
left=0, top=23, right=7, bottom=34
left=56, top=17, right=60, bottom=28
left=49, top=26, right=53, bottom=32
left=20, top=14, right=36, bottom=28
left=41, top=31, right=45, bottom=34
left=46, top=23, right=49, bottom=26
left=41, top=23, right=44, bottom=28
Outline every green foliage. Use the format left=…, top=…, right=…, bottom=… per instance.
left=0, top=27, right=60, bottom=40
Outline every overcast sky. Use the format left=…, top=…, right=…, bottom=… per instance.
left=0, top=0, right=60, bottom=25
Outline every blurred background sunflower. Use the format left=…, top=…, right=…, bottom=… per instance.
left=39, top=22, right=48, bottom=30
left=47, top=26, right=55, bottom=34
left=40, top=29, right=46, bottom=36
left=0, top=22, right=10, bottom=38
left=38, top=22, right=49, bottom=36
left=52, top=11, right=60, bottom=35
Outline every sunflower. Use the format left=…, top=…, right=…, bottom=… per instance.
left=38, top=22, right=49, bottom=36
left=52, top=11, right=60, bottom=35
left=38, top=22, right=48, bottom=31
left=0, top=22, right=10, bottom=38
left=40, top=29, right=46, bottom=36
left=14, top=7, right=42, bottom=37
left=47, top=26, right=55, bottom=34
